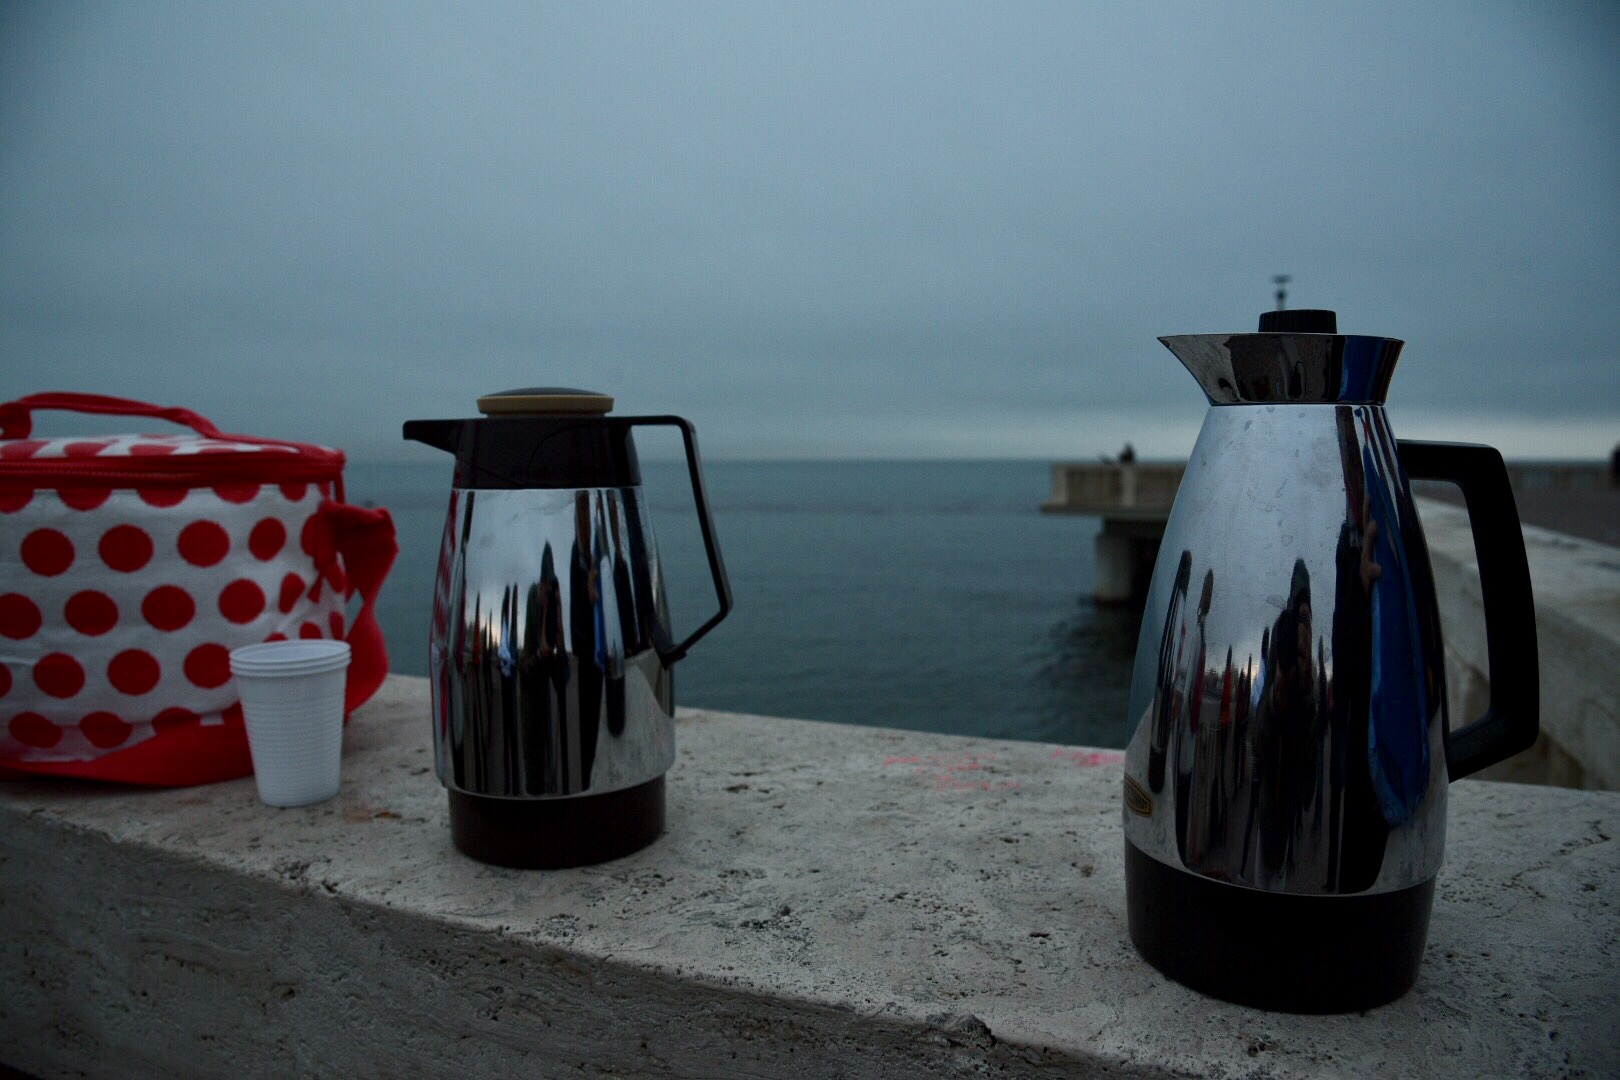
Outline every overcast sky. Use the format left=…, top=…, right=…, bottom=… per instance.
left=2, top=2, right=1615, bottom=461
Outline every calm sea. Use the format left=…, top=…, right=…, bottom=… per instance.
left=344, top=460, right=1138, bottom=749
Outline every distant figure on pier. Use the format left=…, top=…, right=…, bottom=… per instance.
left=1119, top=442, right=1137, bottom=464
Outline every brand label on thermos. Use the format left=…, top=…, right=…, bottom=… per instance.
left=1123, top=774, right=1153, bottom=817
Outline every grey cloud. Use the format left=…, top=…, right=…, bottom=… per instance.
left=1, top=1, right=1615, bottom=460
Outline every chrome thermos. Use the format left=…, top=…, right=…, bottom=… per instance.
left=405, top=388, right=731, bottom=868
left=1123, top=310, right=1538, bottom=1011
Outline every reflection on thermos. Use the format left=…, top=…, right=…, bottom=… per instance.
left=1123, top=310, right=1538, bottom=1012
left=405, top=388, right=731, bottom=868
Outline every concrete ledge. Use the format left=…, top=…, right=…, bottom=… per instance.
left=1418, top=498, right=1620, bottom=789
left=3, top=676, right=1618, bottom=1078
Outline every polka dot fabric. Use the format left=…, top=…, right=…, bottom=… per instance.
left=0, top=394, right=396, bottom=785
left=2, top=484, right=343, bottom=760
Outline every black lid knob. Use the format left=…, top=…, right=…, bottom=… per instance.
left=1258, top=309, right=1337, bottom=333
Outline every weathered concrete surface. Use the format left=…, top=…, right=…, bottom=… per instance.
left=1419, top=498, right=1620, bottom=790
left=2, top=675, right=1617, bottom=1078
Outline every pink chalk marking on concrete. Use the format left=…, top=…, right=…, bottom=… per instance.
left=1049, top=749, right=1125, bottom=767
left=882, top=751, right=1020, bottom=792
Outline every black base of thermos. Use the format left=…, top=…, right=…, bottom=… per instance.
left=1124, top=839, right=1434, bottom=1013
left=448, top=776, right=666, bottom=869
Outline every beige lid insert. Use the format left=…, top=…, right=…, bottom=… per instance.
left=475, top=387, right=615, bottom=415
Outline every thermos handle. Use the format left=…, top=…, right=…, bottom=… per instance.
left=627, top=416, right=733, bottom=663
left=1397, top=440, right=1539, bottom=780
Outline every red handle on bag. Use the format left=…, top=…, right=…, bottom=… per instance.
left=0, top=393, right=231, bottom=440
left=321, top=501, right=400, bottom=713
left=0, top=392, right=342, bottom=465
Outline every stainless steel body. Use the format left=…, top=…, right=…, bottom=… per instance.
left=430, top=485, right=675, bottom=799
left=1121, top=315, right=1536, bottom=1010
left=1124, top=401, right=1451, bottom=896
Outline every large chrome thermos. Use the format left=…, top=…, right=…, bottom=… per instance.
left=1123, top=310, right=1539, bottom=1011
left=404, top=388, right=731, bottom=868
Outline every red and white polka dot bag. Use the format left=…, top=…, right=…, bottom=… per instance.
left=0, top=393, right=397, bottom=786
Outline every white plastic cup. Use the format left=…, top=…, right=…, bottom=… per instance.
left=229, top=640, right=351, bottom=807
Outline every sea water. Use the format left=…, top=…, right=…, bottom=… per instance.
left=345, top=459, right=1136, bottom=748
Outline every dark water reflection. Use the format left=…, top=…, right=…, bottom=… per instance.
left=350, top=459, right=1138, bottom=749
left=1033, top=603, right=1140, bottom=742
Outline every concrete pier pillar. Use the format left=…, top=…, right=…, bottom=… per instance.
left=1094, top=527, right=1136, bottom=604
left=1093, top=517, right=1164, bottom=605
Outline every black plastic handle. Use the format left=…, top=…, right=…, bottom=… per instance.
left=626, top=416, right=733, bottom=663
left=1398, top=440, right=1539, bottom=780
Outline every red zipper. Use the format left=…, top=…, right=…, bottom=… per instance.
left=0, top=450, right=346, bottom=490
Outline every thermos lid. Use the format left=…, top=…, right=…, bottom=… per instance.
left=1160, top=309, right=1403, bottom=406
left=476, top=387, right=615, bottom=415
left=404, top=387, right=638, bottom=489
left=1257, top=309, right=1337, bottom=334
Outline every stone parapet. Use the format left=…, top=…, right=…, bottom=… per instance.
left=3, top=675, right=1617, bottom=1078
left=1418, top=498, right=1620, bottom=790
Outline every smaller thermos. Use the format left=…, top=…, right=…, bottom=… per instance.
left=404, top=388, right=731, bottom=868
left=1123, top=310, right=1538, bottom=1011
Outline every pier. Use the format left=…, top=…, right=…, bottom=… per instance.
left=1040, top=460, right=1184, bottom=604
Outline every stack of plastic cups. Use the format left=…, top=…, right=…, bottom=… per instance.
left=229, top=640, right=352, bottom=807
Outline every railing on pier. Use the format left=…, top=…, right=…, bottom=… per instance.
left=1041, top=460, right=1185, bottom=518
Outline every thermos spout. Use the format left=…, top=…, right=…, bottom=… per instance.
left=402, top=419, right=462, bottom=454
